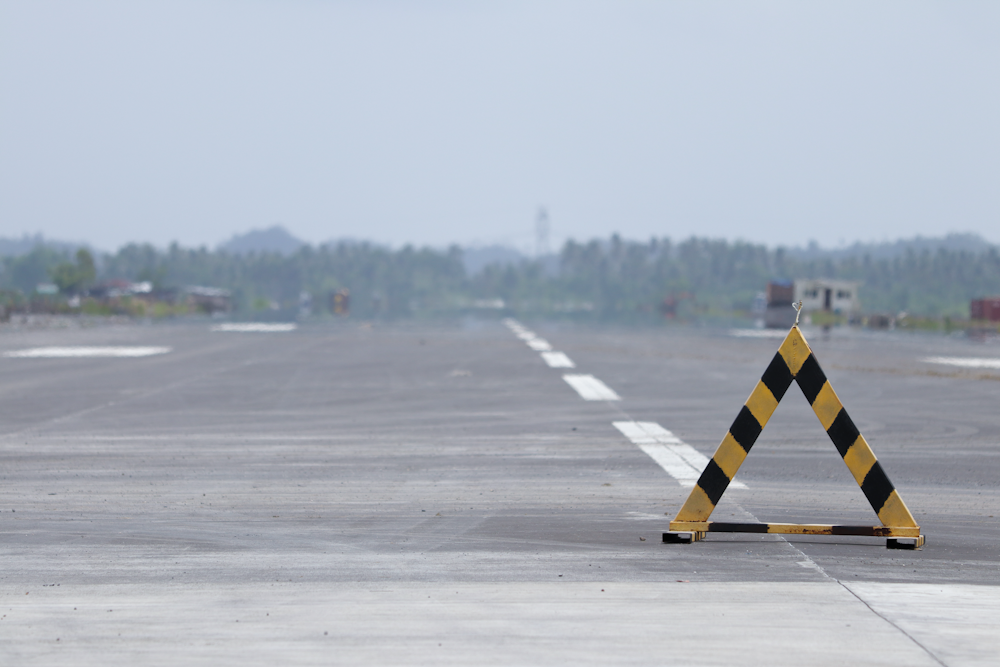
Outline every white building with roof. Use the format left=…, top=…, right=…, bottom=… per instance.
left=794, top=279, right=860, bottom=314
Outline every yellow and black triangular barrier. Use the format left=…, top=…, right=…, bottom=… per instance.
left=664, top=324, right=924, bottom=549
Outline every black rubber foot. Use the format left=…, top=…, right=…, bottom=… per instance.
left=887, top=535, right=925, bottom=550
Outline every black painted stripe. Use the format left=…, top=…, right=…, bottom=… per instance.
left=707, top=522, right=768, bottom=533
left=826, top=409, right=860, bottom=458
left=860, top=462, right=894, bottom=514
left=760, top=353, right=793, bottom=401
left=697, top=459, right=731, bottom=506
left=729, top=406, right=763, bottom=453
left=796, top=354, right=827, bottom=404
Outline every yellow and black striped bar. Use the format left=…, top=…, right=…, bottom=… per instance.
left=669, top=325, right=920, bottom=541
left=669, top=522, right=921, bottom=538
left=663, top=522, right=925, bottom=547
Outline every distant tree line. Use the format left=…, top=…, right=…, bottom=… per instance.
left=2, top=236, right=999, bottom=320
left=470, top=236, right=1000, bottom=320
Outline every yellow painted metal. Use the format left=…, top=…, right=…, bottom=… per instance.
left=713, top=433, right=748, bottom=480
left=673, top=485, right=716, bottom=522
left=777, top=326, right=810, bottom=375
left=669, top=521, right=707, bottom=532
left=842, top=435, right=878, bottom=486
left=877, top=490, right=919, bottom=528
left=745, top=381, right=779, bottom=426
left=811, top=382, right=843, bottom=430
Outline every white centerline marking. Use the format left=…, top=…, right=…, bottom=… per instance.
left=613, top=421, right=746, bottom=488
left=563, top=374, right=620, bottom=401
left=211, top=323, right=297, bottom=332
left=504, top=319, right=552, bottom=351
left=3, top=346, right=172, bottom=358
left=541, top=351, right=575, bottom=368
left=923, top=356, right=1000, bottom=369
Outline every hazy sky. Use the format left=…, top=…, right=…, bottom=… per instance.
left=2, top=1, right=998, bottom=252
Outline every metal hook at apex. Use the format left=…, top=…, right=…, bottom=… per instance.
left=792, top=300, right=804, bottom=325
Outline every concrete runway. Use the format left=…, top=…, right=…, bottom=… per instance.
left=1, top=318, right=998, bottom=665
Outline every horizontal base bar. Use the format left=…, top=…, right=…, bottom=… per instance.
left=669, top=521, right=921, bottom=538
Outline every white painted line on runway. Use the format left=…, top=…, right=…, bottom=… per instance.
left=211, top=323, right=297, bottom=332
left=3, top=346, right=172, bottom=358
left=613, top=421, right=746, bottom=488
left=527, top=338, right=553, bottom=351
left=504, top=319, right=546, bottom=348
left=923, top=356, right=1000, bottom=370
left=504, top=319, right=554, bottom=352
left=563, top=374, right=621, bottom=401
left=541, top=351, right=575, bottom=368
left=730, top=328, right=788, bottom=338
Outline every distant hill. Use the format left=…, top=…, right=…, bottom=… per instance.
left=218, top=225, right=305, bottom=255
left=0, top=234, right=88, bottom=257
left=785, top=233, right=996, bottom=261
left=462, top=245, right=525, bottom=275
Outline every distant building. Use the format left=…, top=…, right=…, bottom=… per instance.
left=793, top=279, right=860, bottom=314
left=330, top=289, right=350, bottom=316
left=764, top=281, right=796, bottom=328
left=971, top=297, right=1000, bottom=322
left=184, top=286, right=232, bottom=314
left=767, top=281, right=795, bottom=307
left=89, top=280, right=152, bottom=299
left=763, top=279, right=860, bottom=328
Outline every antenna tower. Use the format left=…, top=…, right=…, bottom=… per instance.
left=535, top=207, right=550, bottom=257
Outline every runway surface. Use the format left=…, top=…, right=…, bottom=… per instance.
left=1, top=318, right=998, bottom=665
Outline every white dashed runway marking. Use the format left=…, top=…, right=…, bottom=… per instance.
left=541, top=351, right=575, bottom=368
left=505, top=323, right=726, bottom=490
left=211, top=323, right=297, bottom=332
left=923, top=356, right=1000, bottom=369
left=3, top=346, right=172, bottom=358
left=562, top=374, right=621, bottom=401
left=613, top=420, right=747, bottom=488
left=504, top=321, right=616, bottom=399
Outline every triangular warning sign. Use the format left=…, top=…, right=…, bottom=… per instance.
left=666, top=324, right=923, bottom=548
